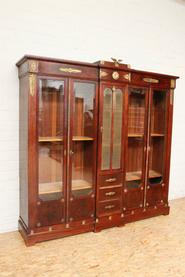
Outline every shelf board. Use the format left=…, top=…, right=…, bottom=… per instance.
left=39, top=180, right=92, bottom=195
left=126, top=170, right=162, bottom=182
left=128, top=134, right=143, bottom=138
left=126, top=171, right=142, bottom=181
left=73, top=136, right=94, bottom=141
left=39, top=182, right=62, bottom=195
left=149, top=170, right=162, bottom=179
left=39, top=136, right=94, bottom=142
left=151, top=133, right=165, bottom=137
left=72, top=180, right=92, bottom=190
left=127, top=133, right=164, bottom=138
left=39, top=136, right=63, bottom=142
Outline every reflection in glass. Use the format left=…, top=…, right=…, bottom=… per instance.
left=72, top=82, right=95, bottom=196
left=101, top=87, right=124, bottom=171
left=38, top=80, right=64, bottom=201
left=101, top=88, right=112, bottom=170
left=126, top=88, right=146, bottom=189
left=149, top=90, right=167, bottom=185
left=112, top=89, right=123, bottom=169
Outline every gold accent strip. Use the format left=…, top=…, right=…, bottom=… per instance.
left=29, top=74, right=36, bottom=96
left=170, top=89, right=174, bottom=105
left=59, top=67, right=82, bottom=73
left=171, top=79, right=176, bottom=89
left=144, top=89, right=151, bottom=208
left=100, top=70, right=108, bottom=78
left=143, top=78, right=159, bottom=83
left=66, top=86, right=71, bottom=223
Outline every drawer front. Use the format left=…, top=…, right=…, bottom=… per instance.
left=98, top=199, right=121, bottom=215
left=38, top=61, right=98, bottom=80
left=131, top=73, right=171, bottom=88
left=99, top=186, right=122, bottom=201
left=98, top=173, right=123, bottom=187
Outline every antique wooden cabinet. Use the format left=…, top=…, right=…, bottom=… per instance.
left=16, top=55, right=178, bottom=245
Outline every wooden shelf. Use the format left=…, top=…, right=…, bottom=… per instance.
left=126, top=170, right=162, bottom=182
left=39, top=136, right=94, bottom=142
left=149, top=170, right=162, bottom=179
left=39, top=182, right=62, bottom=195
left=151, top=133, right=165, bottom=137
left=128, top=134, right=143, bottom=138
left=39, top=180, right=92, bottom=195
left=126, top=171, right=142, bottom=181
left=127, top=133, right=165, bottom=138
left=39, top=136, right=63, bottom=142
left=73, top=136, right=94, bottom=141
left=72, top=180, right=92, bottom=191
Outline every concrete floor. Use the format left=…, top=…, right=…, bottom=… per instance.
left=0, top=198, right=185, bottom=277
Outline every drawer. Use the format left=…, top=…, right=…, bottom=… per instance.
left=98, top=199, right=121, bottom=215
left=98, top=173, right=123, bottom=187
left=131, top=73, right=171, bottom=88
left=38, top=61, right=98, bottom=80
left=99, top=186, right=122, bottom=201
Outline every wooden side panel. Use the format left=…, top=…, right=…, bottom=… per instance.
left=19, top=75, right=29, bottom=226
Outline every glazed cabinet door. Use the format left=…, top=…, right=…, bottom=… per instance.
left=123, top=87, right=148, bottom=212
left=146, top=89, right=169, bottom=207
left=68, top=80, right=97, bottom=223
left=99, top=85, right=124, bottom=173
left=37, top=78, right=67, bottom=227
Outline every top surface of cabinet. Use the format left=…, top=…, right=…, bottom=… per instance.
left=16, top=55, right=179, bottom=80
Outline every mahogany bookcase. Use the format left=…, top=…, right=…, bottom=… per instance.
left=16, top=56, right=178, bottom=245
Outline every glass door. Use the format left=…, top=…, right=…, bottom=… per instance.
left=38, top=79, right=66, bottom=202
left=68, top=80, right=97, bottom=222
left=101, top=85, right=124, bottom=172
left=146, top=89, right=168, bottom=206
left=124, top=87, right=147, bottom=210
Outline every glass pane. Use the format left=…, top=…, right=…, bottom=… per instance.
left=112, top=88, right=123, bottom=169
left=101, top=88, right=112, bottom=170
left=38, top=79, right=64, bottom=201
left=72, top=82, right=95, bottom=196
left=126, top=88, right=146, bottom=189
left=149, top=90, right=167, bottom=185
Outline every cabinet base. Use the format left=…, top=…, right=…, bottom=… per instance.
left=94, top=205, right=170, bottom=232
left=18, top=218, right=94, bottom=246
left=19, top=205, right=170, bottom=246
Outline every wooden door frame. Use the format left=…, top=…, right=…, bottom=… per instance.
left=30, top=75, right=68, bottom=227
left=98, top=81, right=127, bottom=175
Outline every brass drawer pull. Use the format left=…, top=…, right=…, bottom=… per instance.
left=105, top=191, right=116, bottom=196
left=105, top=178, right=116, bottom=183
left=105, top=204, right=115, bottom=209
